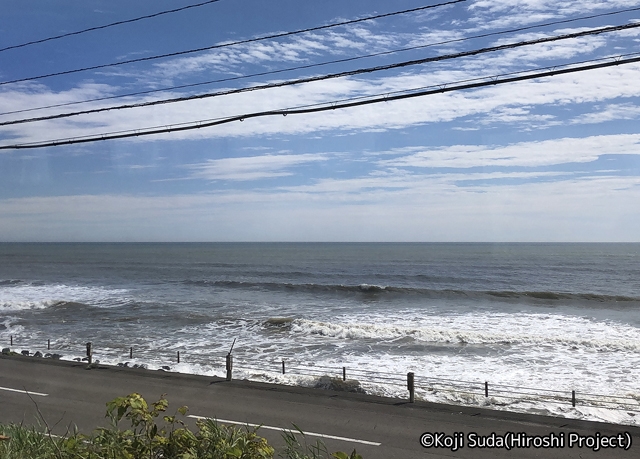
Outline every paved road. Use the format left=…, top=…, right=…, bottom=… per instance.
left=1, top=355, right=638, bottom=458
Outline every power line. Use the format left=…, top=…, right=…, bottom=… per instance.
left=0, top=0, right=466, bottom=87
left=2, top=21, right=638, bottom=127
left=0, top=0, right=225, bottom=54
left=1, top=53, right=638, bottom=150
left=2, top=5, right=637, bottom=118
left=292, top=52, right=640, bottom=109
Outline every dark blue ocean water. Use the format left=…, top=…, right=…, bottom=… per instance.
left=1, top=243, right=639, bottom=423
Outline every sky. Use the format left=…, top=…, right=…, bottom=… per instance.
left=1, top=0, right=640, bottom=242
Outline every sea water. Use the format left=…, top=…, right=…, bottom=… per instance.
left=1, top=243, right=639, bottom=424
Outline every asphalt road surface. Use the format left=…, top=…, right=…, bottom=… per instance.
left=1, top=355, right=638, bottom=458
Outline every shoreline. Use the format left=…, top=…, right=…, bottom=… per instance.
left=0, top=356, right=640, bottom=459
left=2, top=345, right=639, bottom=429
left=1, top=352, right=638, bottom=432
left=2, top=353, right=640, bottom=458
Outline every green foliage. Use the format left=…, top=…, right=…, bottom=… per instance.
left=280, top=426, right=362, bottom=459
left=331, top=452, right=363, bottom=459
left=93, top=392, right=195, bottom=459
left=0, top=423, right=63, bottom=459
left=0, top=394, right=360, bottom=459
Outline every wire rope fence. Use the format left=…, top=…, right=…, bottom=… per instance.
left=3, top=335, right=640, bottom=416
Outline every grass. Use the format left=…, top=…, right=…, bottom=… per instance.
left=0, top=393, right=363, bottom=459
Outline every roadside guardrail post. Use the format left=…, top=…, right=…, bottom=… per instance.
left=408, top=372, right=415, bottom=403
left=485, top=381, right=489, bottom=397
left=86, top=342, right=93, bottom=364
left=226, top=339, right=236, bottom=381
left=177, top=351, right=180, bottom=363
left=10, top=335, right=12, bottom=346
left=130, top=347, right=133, bottom=359
left=343, top=366, right=346, bottom=381
left=47, top=339, right=50, bottom=350
left=282, top=360, right=285, bottom=375
left=572, top=390, right=576, bottom=407
left=226, top=353, right=233, bottom=381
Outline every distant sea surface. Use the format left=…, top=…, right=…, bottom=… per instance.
left=1, top=243, right=639, bottom=423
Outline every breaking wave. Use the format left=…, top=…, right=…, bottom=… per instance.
left=0, top=279, right=23, bottom=286
left=183, top=279, right=640, bottom=304
left=289, top=318, right=640, bottom=352
left=1, top=299, right=62, bottom=311
left=0, top=283, right=131, bottom=311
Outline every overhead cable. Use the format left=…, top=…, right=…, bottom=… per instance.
left=1, top=5, right=639, bottom=118
left=0, top=0, right=224, bottom=53
left=0, top=0, right=466, bottom=87
left=1, top=53, right=638, bottom=150
left=2, top=21, right=638, bottom=127
left=292, top=52, right=640, bottom=109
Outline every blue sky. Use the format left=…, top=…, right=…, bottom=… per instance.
left=1, top=0, right=640, bottom=241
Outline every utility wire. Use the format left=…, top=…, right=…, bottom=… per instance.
left=2, top=21, right=638, bottom=127
left=268, top=52, right=640, bottom=112
left=0, top=0, right=466, bottom=87
left=0, top=0, right=224, bottom=53
left=1, top=53, right=638, bottom=150
left=2, top=5, right=639, bottom=118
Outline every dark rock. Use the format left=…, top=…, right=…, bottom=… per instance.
left=123, top=362, right=130, bottom=367
left=33, top=351, right=43, bottom=358
left=82, top=357, right=89, bottom=362
left=73, top=358, right=82, bottom=361
left=264, top=317, right=294, bottom=328
left=117, top=363, right=124, bottom=367
left=1, top=348, right=10, bottom=355
left=161, top=366, right=171, bottom=371
left=21, top=350, right=30, bottom=356
left=51, top=354, right=62, bottom=360
left=44, top=353, right=51, bottom=358
left=313, top=376, right=366, bottom=394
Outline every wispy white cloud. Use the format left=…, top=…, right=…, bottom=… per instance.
left=570, top=102, right=640, bottom=124
left=3, top=60, right=640, bottom=145
left=0, top=83, right=117, bottom=120
left=1, top=173, right=639, bottom=241
left=2, top=2, right=639, bottom=146
left=468, top=0, right=640, bottom=29
left=469, top=0, right=640, bottom=15
left=2, top=1, right=640, bottom=243
left=150, top=27, right=401, bottom=80
left=378, top=134, right=640, bottom=169
left=188, top=153, right=328, bottom=181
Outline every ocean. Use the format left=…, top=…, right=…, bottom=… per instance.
left=1, top=243, right=639, bottom=424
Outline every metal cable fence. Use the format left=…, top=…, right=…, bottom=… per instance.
left=3, top=335, right=640, bottom=415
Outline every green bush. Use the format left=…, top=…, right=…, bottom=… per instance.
left=0, top=393, right=362, bottom=459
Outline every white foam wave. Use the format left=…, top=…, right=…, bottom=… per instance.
left=0, top=284, right=131, bottom=311
left=290, top=314, right=640, bottom=352
left=357, top=284, right=386, bottom=291
left=0, top=299, right=59, bottom=311
left=8, top=335, right=639, bottom=426
left=0, top=318, right=22, bottom=336
left=6, top=308, right=640, bottom=426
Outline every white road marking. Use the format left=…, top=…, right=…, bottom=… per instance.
left=0, top=386, right=48, bottom=397
left=189, top=415, right=381, bottom=446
